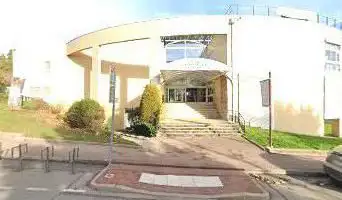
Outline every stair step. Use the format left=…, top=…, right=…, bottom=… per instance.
left=161, top=126, right=238, bottom=130
left=162, top=130, right=239, bottom=133
left=165, top=132, right=239, bottom=136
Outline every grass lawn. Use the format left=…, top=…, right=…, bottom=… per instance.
left=244, top=126, right=342, bottom=151
left=0, top=94, right=136, bottom=145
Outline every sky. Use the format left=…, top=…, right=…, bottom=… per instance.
left=0, top=0, right=341, bottom=53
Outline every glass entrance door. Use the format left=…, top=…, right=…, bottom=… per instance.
left=168, top=88, right=185, bottom=102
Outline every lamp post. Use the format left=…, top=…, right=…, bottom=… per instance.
left=229, top=18, right=234, bottom=121
left=108, top=65, right=116, bottom=166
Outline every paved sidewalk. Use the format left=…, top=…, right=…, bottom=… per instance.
left=90, top=164, right=269, bottom=199
left=0, top=133, right=325, bottom=174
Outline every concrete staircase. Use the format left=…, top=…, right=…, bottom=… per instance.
left=160, top=119, right=241, bottom=137
left=163, top=103, right=221, bottom=119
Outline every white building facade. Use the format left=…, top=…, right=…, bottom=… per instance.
left=13, top=7, right=342, bottom=136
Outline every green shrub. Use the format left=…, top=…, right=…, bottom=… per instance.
left=140, top=84, right=162, bottom=126
left=131, top=121, right=157, bottom=137
left=22, top=98, right=50, bottom=111
left=64, top=99, right=105, bottom=133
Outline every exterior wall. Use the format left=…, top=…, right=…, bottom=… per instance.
left=213, top=75, right=228, bottom=119
left=14, top=15, right=341, bottom=134
left=232, top=16, right=340, bottom=135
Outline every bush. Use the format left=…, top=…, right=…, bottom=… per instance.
left=131, top=122, right=157, bottom=137
left=22, top=98, right=50, bottom=111
left=50, top=104, right=64, bottom=114
left=63, top=99, right=105, bottom=133
left=140, top=84, right=162, bottom=126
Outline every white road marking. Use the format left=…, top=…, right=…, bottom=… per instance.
left=25, top=187, right=49, bottom=191
left=0, top=186, right=14, bottom=190
left=139, top=173, right=223, bottom=187
left=62, top=189, right=86, bottom=193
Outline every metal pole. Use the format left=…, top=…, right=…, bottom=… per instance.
left=18, top=144, right=22, bottom=158
left=323, top=75, right=326, bottom=120
left=45, top=147, right=49, bottom=173
left=108, top=65, right=116, bottom=165
left=229, top=19, right=234, bottom=122
left=237, top=73, right=240, bottom=115
left=51, top=145, right=54, bottom=157
left=71, top=148, right=75, bottom=174
left=268, top=72, right=272, bottom=148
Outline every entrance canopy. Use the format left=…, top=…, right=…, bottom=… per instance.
left=160, top=58, right=231, bottom=84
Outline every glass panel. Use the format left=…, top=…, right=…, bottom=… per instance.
left=197, top=88, right=206, bottom=102
left=186, top=88, right=197, bottom=102
left=167, top=41, right=185, bottom=48
left=169, top=89, right=175, bottom=102
left=186, top=48, right=204, bottom=58
left=186, top=41, right=205, bottom=48
left=175, top=89, right=184, bottom=102
left=166, top=49, right=185, bottom=63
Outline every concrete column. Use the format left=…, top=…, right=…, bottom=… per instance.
left=90, top=46, right=101, bottom=100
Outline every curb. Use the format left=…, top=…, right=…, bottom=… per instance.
left=89, top=167, right=270, bottom=200
left=266, top=147, right=328, bottom=157
left=0, top=132, right=140, bottom=149
left=1, top=157, right=326, bottom=178
left=241, top=135, right=266, bottom=151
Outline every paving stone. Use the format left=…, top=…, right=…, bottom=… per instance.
left=139, top=173, right=154, bottom=184
left=167, top=175, right=180, bottom=186
left=193, top=176, right=223, bottom=187
left=177, top=175, right=196, bottom=187
left=153, top=174, right=168, bottom=186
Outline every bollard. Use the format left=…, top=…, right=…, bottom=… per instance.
left=18, top=144, right=22, bottom=158
left=25, top=143, right=28, bottom=153
left=11, top=147, right=14, bottom=158
left=18, top=144, right=23, bottom=171
left=41, top=149, right=44, bottom=162
left=45, top=147, right=50, bottom=173
left=71, top=148, right=76, bottom=174
left=76, top=146, right=79, bottom=159
left=51, top=145, right=54, bottom=157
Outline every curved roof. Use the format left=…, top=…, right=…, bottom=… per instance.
left=66, top=15, right=232, bottom=55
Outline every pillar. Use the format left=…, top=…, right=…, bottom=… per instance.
left=90, top=46, right=101, bottom=100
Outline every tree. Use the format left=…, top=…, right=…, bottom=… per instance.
left=139, top=83, right=163, bottom=126
left=0, top=50, right=13, bottom=88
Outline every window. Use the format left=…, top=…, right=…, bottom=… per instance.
left=166, top=40, right=206, bottom=63
left=325, top=42, right=341, bottom=72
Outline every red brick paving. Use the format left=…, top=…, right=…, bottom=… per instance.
left=93, top=164, right=264, bottom=195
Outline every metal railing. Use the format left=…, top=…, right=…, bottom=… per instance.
left=228, top=110, right=246, bottom=133
left=225, top=4, right=342, bottom=30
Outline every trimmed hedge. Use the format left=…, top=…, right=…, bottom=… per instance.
left=140, top=84, right=162, bottom=126
left=64, top=99, right=105, bottom=133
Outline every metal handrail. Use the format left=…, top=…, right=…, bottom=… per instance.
left=228, top=110, right=246, bottom=133
left=226, top=4, right=342, bottom=30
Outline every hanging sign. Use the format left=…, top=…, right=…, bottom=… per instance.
left=260, top=79, right=270, bottom=107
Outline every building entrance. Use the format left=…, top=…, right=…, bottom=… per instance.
left=167, top=87, right=213, bottom=103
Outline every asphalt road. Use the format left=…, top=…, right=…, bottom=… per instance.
left=0, top=160, right=341, bottom=200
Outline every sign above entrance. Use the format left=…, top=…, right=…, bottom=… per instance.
left=162, top=58, right=229, bottom=72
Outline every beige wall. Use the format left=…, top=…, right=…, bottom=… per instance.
left=68, top=50, right=150, bottom=130
left=213, top=75, right=228, bottom=119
